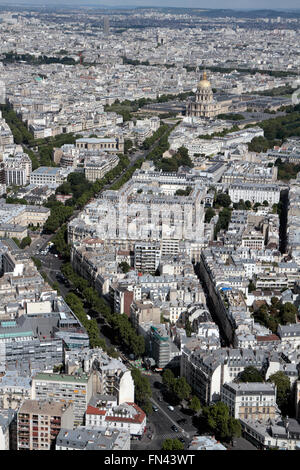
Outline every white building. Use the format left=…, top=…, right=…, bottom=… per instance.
left=85, top=401, right=146, bottom=437
left=229, top=183, right=280, bottom=205
left=30, top=167, right=71, bottom=188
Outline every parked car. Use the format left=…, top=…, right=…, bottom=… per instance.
left=152, top=405, right=159, bottom=412
left=171, top=425, right=178, bottom=433
left=167, top=405, right=174, bottom=411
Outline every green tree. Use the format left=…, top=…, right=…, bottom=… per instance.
left=237, top=366, right=264, bottom=383
left=162, top=369, right=176, bottom=391
left=215, top=192, right=231, bottom=208
left=248, top=280, right=256, bottom=293
left=205, top=208, right=216, bottom=223
left=185, top=318, right=192, bottom=337
left=131, top=368, right=152, bottom=414
left=189, top=395, right=201, bottom=414
left=280, top=302, right=297, bottom=324
left=268, top=371, right=291, bottom=416
left=20, top=236, right=32, bottom=249
left=162, top=439, right=184, bottom=450
left=203, top=401, right=241, bottom=441
left=31, top=256, right=41, bottom=269
left=119, top=261, right=131, bottom=273
left=173, top=377, right=191, bottom=402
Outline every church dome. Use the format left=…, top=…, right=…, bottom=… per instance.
left=197, top=70, right=211, bottom=89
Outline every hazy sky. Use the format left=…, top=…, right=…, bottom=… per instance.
left=3, top=0, right=300, bottom=9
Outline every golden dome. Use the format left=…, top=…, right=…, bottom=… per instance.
left=197, top=70, right=211, bottom=89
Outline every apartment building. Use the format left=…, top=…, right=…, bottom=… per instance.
left=17, top=400, right=74, bottom=450
left=228, top=183, right=280, bottom=206
left=84, top=153, right=119, bottom=182
left=180, top=346, right=270, bottom=404
left=64, top=348, right=135, bottom=405
left=30, top=167, right=71, bottom=188
left=4, top=153, right=32, bottom=187
left=130, top=300, right=161, bottom=330
left=32, top=372, right=93, bottom=426
left=134, top=242, right=161, bottom=273
left=221, top=382, right=277, bottom=421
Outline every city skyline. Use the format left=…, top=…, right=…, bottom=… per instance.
left=0, top=1, right=299, bottom=11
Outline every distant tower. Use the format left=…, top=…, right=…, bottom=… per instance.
left=103, top=16, right=110, bottom=36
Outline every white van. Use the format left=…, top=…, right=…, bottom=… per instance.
left=167, top=405, right=174, bottom=411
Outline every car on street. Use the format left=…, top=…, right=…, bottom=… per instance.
left=171, top=425, right=178, bottom=433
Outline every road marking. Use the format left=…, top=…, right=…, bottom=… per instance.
left=150, top=397, right=189, bottom=438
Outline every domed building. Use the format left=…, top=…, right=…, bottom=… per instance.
left=186, top=70, right=228, bottom=119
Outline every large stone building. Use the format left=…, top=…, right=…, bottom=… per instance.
left=186, top=70, right=229, bottom=119
left=221, top=382, right=277, bottom=422
left=76, top=136, right=124, bottom=153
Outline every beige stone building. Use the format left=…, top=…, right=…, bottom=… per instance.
left=186, top=70, right=229, bottom=118
left=221, top=382, right=277, bottom=422
left=130, top=300, right=160, bottom=329
left=76, top=136, right=124, bottom=153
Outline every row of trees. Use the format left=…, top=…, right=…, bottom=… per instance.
left=64, top=292, right=108, bottom=350
left=109, top=157, right=144, bottom=191
left=142, top=124, right=170, bottom=150
left=110, top=314, right=145, bottom=357
left=60, top=262, right=145, bottom=359
left=232, top=199, right=270, bottom=211
left=104, top=91, right=194, bottom=122
left=45, top=155, right=135, bottom=233
left=183, top=64, right=295, bottom=78
left=3, top=52, right=76, bottom=66
left=144, top=126, right=174, bottom=167
left=217, top=113, right=245, bottom=121
left=162, top=369, right=191, bottom=404
left=43, top=200, right=74, bottom=234
left=131, top=368, right=152, bottom=415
